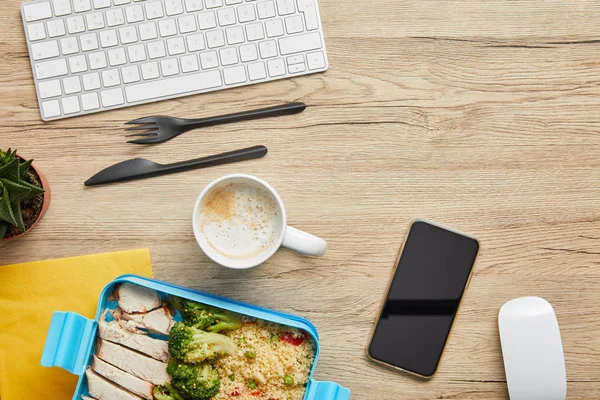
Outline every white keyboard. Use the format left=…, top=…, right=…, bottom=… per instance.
left=21, top=0, right=328, bottom=121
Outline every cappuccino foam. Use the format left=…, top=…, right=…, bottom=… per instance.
left=198, top=181, right=282, bottom=261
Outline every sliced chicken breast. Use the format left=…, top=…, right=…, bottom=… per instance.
left=98, top=318, right=169, bottom=362
left=96, top=339, right=170, bottom=386
left=85, top=369, right=144, bottom=400
left=122, top=306, right=174, bottom=335
left=92, top=356, right=154, bottom=400
left=117, top=283, right=161, bottom=314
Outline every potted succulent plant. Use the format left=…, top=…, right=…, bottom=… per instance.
left=0, top=149, right=50, bottom=240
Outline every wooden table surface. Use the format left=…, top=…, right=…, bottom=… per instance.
left=1, top=0, right=599, bottom=398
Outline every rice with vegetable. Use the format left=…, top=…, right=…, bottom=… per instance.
left=214, top=319, right=315, bottom=399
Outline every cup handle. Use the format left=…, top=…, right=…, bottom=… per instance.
left=282, top=226, right=327, bottom=257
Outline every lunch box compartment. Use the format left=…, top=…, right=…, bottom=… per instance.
left=41, top=275, right=350, bottom=400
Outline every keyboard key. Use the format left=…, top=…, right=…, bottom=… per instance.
left=276, top=0, right=294, bottom=15
left=83, top=72, right=101, bottom=90
left=93, top=0, right=111, bottom=9
left=72, top=0, right=92, bottom=12
left=225, top=26, right=244, bottom=44
left=285, top=15, right=303, bottom=33
left=286, top=54, right=303, bottom=64
left=159, top=19, right=177, bottom=36
left=119, top=26, right=137, bottom=43
left=80, top=33, right=99, bottom=51
left=128, top=43, right=147, bottom=61
left=81, top=92, right=100, bottom=110
left=165, top=0, right=184, bottom=16
left=297, top=0, right=318, bottom=30
left=139, top=22, right=158, bottom=40
left=186, top=33, right=205, bottom=51
left=306, top=50, right=325, bottom=69
left=23, top=2, right=52, bottom=22
left=180, top=54, right=199, bottom=72
left=105, top=8, right=125, bottom=26
left=35, top=58, right=68, bottom=79
left=88, top=51, right=107, bottom=69
left=108, top=47, right=126, bottom=65
left=237, top=4, right=256, bottom=22
left=27, top=22, right=46, bottom=41
left=245, top=22, right=264, bottom=41
left=66, top=15, right=85, bottom=33
left=178, top=15, right=197, bottom=33
left=125, top=70, right=222, bottom=102
left=205, top=0, right=223, bottom=9
left=62, top=76, right=81, bottom=94
left=60, top=36, right=79, bottom=54
left=257, top=1, right=275, bottom=19
left=217, top=8, right=236, bottom=26
left=102, top=68, right=121, bottom=86
left=265, top=19, right=283, bottom=37
left=31, top=40, right=59, bottom=60
left=206, top=29, right=225, bottom=48
left=42, top=100, right=61, bottom=118
left=85, top=12, right=105, bottom=30
left=148, top=40, right=166, bottom=58
left=113, top=0, right=131, bottom=5
left=258, top=40, right=277, bottom=58
left=278, top=31, right=321, bottom=55
left=141, top=61, right=160, bottom=79
left=219, top=47, right=238, bottom=65
left=223, top=65, right=246, bottom=84
left=122, top=65, right=140, bottom=83
left=101, top=88, right=124, bottom=106
left=288, top=62, right=305, bottom=73
left=99, top=29, right=118, bottom=47
left=267, top=58, right=285, bottom=76
left=247, top=61, right=266, bottom=80
left=68, top=54, right=88, bottom=73
left=52, top=0, right=72, bottom=16
left=226, top=0, right=242, bottom=4
left=38, top=79, right=62, bottom=98
left=239, top=43, right=258, bottom=62
left=145, top=1, right=164, bottom=19
left=200, top=50, right=218, bottom=68
left=61, top=96, right=80, bottom=114
left=198, top=11, right=217, bottom=29
left=160, top=58, right=179, bottom=76
left=47, top=19, right=66, bottom=37
left=167, top=37, right=186, bottom=55
left=125, top=4, right=143, bottom=23
left=185, top=0, right=203, bottom=12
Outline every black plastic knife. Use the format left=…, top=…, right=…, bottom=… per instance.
left=85, top=145, right=268, bottom=186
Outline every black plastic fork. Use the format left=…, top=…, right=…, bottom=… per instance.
left=125, top=102, right=306, bottom=144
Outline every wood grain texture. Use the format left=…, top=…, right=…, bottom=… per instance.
left=1, top=0, right=600, bottom=398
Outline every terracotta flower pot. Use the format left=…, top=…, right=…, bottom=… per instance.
left=1, top=160, right=51, bottom=241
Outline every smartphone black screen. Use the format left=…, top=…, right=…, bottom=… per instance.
left=368, top=221, right=479, bottom=377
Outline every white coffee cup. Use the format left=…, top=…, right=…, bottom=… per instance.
left=192, top=174, right=327, bottom=269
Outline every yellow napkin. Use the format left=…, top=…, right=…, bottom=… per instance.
left=0, top=249, right=153, bottom=400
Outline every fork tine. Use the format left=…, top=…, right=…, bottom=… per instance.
left=125, top=116, right=156, bottom=125
left=125, top=132, right=158, bottom=138
left=127, top=136, right=167, bottom=145
left=124, top=124, right=157, bottom=132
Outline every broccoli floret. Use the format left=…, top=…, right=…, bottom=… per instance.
left=170, top=297, right=242, bottom=332
left=169, top=322, right=236, bottom=363
left=153, top=383, right=185, bottom=400
left=167, top=361, right=220, bottom=400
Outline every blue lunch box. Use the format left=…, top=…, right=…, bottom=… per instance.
left=41, top=275, right=351, bottom=400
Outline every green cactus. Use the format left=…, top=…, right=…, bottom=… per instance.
left=0, top=149, right=44, bottom=239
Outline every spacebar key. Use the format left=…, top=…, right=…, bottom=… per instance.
left=125, top=71, right=222, bottom=103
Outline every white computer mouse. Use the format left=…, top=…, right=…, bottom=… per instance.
left=498, top=297, right=567, bottom=400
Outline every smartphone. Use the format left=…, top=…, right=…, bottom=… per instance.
left=367, top=220, right=479, bottom=378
